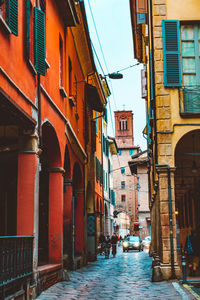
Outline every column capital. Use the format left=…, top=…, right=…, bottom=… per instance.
left=64, top=179, right=73, bottom=185
left=48, top=167, right=65, bottom=174
left=19, top=150, right=37, bottom=154
left=156, top=165, right=176, bottom=174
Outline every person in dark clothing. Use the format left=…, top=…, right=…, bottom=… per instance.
left=190, top=231, right=200, bottom=275
left=111, top=233, right=118, bottom=257
left=99, top=234, right=105, bottom=255
left=185, top=230, right=200, bottom=276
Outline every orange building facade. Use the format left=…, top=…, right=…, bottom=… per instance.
left=0, top=0, right=106, bottom=298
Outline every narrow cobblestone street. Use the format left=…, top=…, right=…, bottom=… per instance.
left=36, top=248, right=193, bottom=300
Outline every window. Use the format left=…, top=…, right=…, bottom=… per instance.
left=121, top=168, right=125, bottom=174
left=59, top=35, right=63, bottom=87
left=68, top=57, right=72, bottom=96
left=98, top=115, right=101, bottom=141
left=130, top=150, right=134, bottom=155
left=119, top=119, right=127, bottom=131
left=121, top=181, right=125, bottom=189
left=121, top=195, right=126, bottom=202
left=180, top=24, right=200, bottom=112
left=0, top=0, right=18, bottom=35
left=181, top=25, right=200, bottom=88
left=118, top=150, right=122, bottom=156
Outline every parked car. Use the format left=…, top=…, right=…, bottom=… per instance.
left=123, top=236, right=142, bottom=252
left=141, top=236, right=151, bottom=250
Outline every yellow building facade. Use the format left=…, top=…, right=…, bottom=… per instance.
left=130, top=0, right=200, bottom=280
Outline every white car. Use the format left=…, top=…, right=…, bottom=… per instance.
left=141, top=236, right=151, bottom=249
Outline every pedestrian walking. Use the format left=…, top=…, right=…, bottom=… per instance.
left=111, top=232, right=118, bottom=257
left=99, top=233, right=105, bottom=255
left=104, top=235, right=111, bottom=259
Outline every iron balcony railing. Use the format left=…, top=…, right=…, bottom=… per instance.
left=0, top=236, right=33, bottom=287
left=179, top=86, right=200, bottom=115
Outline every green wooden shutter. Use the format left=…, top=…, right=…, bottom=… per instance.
left=162, top=20, right=181, bottom=87
left=26, top=0, right=30, bottom=58
left=96, top=157, right=98, bottom=182
left=6, top=0, right=18, bottom=36
left=34, top=7, right=46, bottom=76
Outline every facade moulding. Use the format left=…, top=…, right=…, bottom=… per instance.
left=40, top=84, right=67, bottom=122
left=40, top=84, right=87, bottom=165
left=48, top=167, right=65, bottom=173
left=0, top=66, right=38, bottom=110
left=65, top=122, right=87, bottom=165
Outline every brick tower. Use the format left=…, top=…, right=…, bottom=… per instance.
left=113, top=110, right=140, bottom=236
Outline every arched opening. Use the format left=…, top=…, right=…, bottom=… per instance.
left=72, top=162, right=84, bottom=255
left=86, top=183, right=96, bottom=260
left=104, top=203, right=109, bottom=236
left=39, top=122, right=62, bottom=265
left=63, top=145, right=71, bottom=265
left=0, top=151, right=17, bottom=236
left=175, top=129, right=200, bottom=277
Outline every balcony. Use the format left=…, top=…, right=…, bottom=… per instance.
left=0, top=236, right=33, bottom=287
left=179, top=86, right=200, bottom=116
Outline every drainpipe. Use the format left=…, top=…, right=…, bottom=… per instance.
left=149, top=0, right=158, bottom=166
left=72, top=195, right=75, bottom=268
left=37, top=74, right=42, bottom=147
left=155, top=164, right=176, bottom=279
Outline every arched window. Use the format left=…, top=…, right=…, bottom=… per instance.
left=119, top=119, right=127, bottom=131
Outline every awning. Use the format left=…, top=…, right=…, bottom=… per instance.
left=55, top=0, right=79, bottom=27
left=85, top=83, right=105, bottom=113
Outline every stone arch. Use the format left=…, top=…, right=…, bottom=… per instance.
left=175, top=129, right=200, bottom=259
left=72, top=162, right=84, bottom=254
left=63, top=144, right=72, bottom=262
left=39, top=121, right=62, bottom=264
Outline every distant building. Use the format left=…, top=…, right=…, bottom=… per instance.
left=129, top=151, right=150, bottom=239
left=112, top=110, right=140, bottom=234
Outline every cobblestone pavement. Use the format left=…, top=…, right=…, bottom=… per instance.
left=36, top=248, right=194, bottom=300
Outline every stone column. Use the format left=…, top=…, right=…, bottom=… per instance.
left=156, top=166, right=180, bottom=279
left=63, top=179, right=73, bottom=264
left=48, top=167, right=64, bottom=263
left=17, top=134, right=39, bottom=236
left=75, top=189, right=84, bottom=253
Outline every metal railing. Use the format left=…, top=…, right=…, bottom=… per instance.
left=179, top=86, right=200, bottom=114
left=0, top=236, right=33, bottom=287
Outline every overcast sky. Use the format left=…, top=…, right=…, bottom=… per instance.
left=84, top=0, right=147, bottom=150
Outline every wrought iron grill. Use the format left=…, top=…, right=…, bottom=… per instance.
left=0, top=236, right=33, bottom=287
left=179, top=86, right=200, bottom=114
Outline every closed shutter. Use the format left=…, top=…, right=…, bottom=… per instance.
left=106, top=139, right=109, bottom=156
left=162, top=20, right=181, bottom=87
left=26, top=0, right=30, bottom=58
left=34, top=7, right=46, bottom=76
left=6, top=0, right=18, bottom=36
left=96, top=157, right=98, bottom=182
left=136, top=0, right=147, bottom=13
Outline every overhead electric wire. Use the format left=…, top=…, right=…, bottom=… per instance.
left=91, top=42, right=105, bottom=75
left=86, top=0, right=118, bottom=134
left=87, top=0, right=109, bottom=73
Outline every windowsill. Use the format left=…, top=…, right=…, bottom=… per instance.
left=0, top=15, right=11, bottom=34
left=28, top=60, right=37, bottom=75
left=69, top=95, right=76, bottom=106
left=75, top=112, right=79, bottom=120
left=59, top=86, right=68, bottom=98
left=45, top=59, right=50, bottom=69
left=180, top=112, right=200, bottom=118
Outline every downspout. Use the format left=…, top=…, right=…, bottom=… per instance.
left=155, top=164, right=176, bottom=279
left=149, top=0, right=158, bottom=181
left=37, top=74, right=42, bottom=147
